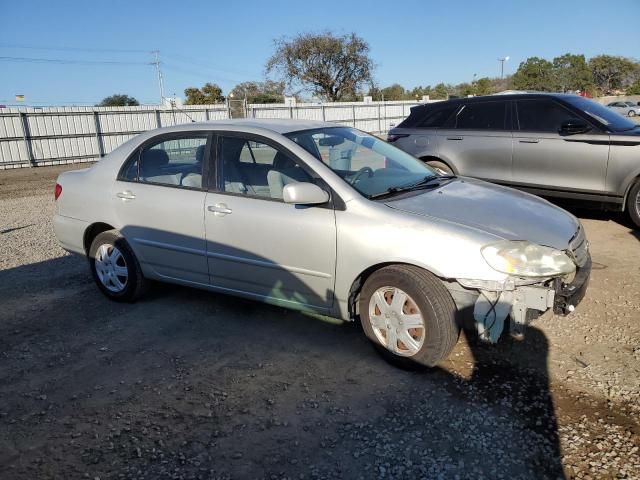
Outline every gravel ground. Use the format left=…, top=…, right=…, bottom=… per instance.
left=0, top=165, right=638, bottom=480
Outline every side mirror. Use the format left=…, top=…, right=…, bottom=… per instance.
left=283, top=182, right=330, bottom=205
left=559, top=119, right=591, bottom=136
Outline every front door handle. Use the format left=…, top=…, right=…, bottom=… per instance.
left=116, top=190, right=136, bottom=200
left=519, top=138, right=540, bottom=143
left=446, top=136, right=463, bottom=141
left=207, top=203, right=232, bottom=216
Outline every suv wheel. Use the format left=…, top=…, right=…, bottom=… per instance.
left=627, top=181, right=640, bottom=228
left=89, top=230, right=148, bottom=302
left=359, top=265, right=459, bottom=368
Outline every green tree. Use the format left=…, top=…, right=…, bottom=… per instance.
left=266, top=31, right=374, bottom=101
left=589, top=55, right=638, bottom=94
left=380, top=83, right=406, bottom=101
left=184, top=83, right=225, bottom=105
left=431, top=83, right=449, bottom=100
left=230, top=80, right=285, bottom=104
left=97, top=94, right=139, bottom=107
left=473, top=77, right=493, bottom=95
left=627, top=79, right=640, bottom=95
left=552, top=53, right=593, bottom=92
left=511, top=57, right=555, bottom=91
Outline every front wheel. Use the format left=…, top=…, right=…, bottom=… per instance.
left=89, top=230, right=147, bottom=302
left=627, top=181, right=640, bottom=229
left=359, top=265, right=460, bottom=368
left=628, top=110, right=637, bottom=117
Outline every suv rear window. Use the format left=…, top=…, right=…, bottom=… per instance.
left=418, top=105, right=458, bottom=128
left=453, top=101, right=507, bottom=130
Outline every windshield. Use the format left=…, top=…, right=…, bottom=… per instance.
left=564, top=96, right=637, bottom=132
left=285, top=127, right=437, bottom=198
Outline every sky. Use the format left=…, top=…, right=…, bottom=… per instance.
left=0, top=0, right=638, bottom=106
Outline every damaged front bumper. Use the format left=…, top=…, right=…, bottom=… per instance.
left=447, top=254, right=591, bottom=343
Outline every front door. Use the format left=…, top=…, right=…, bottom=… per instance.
left=113, top=133, right=210, bottom=284
left=205, top=134, right=337, bottom=310
left=512, top=98, right=609, bottom=194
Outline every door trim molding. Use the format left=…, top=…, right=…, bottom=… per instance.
left=206, top=250, right=333, bottom=279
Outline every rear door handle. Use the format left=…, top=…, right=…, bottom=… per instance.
left=116, top=190, right=136, bottom=200
left=446, top=136, right=463, bottom=141
left=519, top=138, right=540, bottom=143
left=207, top=203, right=232, bottom=216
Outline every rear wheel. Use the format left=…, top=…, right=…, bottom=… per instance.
left=627, top=181, right=640, bottom=229
left=425, top=160, right=453, bottom=175
left=628, top=110, right=637, bottom=117
left=359, top=265, right=459, bottom=368
left=89, top=230, right=147, bottom=302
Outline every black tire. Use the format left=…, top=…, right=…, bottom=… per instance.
left=88, top=230, right=147, bottom=302
left=627, top=181, right=640, bottom=229
left=425, top=160, right=454, bottom=175
left=359, top=265, right=460, bottom=368
left=628, top=110, right=636, bottom=117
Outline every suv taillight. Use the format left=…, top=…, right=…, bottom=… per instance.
left=54, top=183, right=62, bottom=200
left=386, top=133, right=409, bottom=143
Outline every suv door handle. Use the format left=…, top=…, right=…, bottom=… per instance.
left=446, top=136, right=463, bottom=141
left=207, top=203, right=232, bottom=216
left=116, top=190, right=136, bottom=200
left=519, top=138, right=540, bottom=143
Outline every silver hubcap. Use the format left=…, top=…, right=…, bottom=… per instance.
left=636, top=190, right=640, bottom=218
left=368, top=287, right=426, bottom=357
left=95, top=244, right=128, bottom=293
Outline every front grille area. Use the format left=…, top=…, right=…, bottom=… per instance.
left=569, top=224, right=589, bottom=267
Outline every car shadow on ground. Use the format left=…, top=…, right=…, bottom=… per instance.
left=0, top=237, right=570, bottom=478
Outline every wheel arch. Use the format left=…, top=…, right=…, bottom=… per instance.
left=622, top=173, right=640, bottom=210
left=347, top=261, right=443, bottom=321
left=418, top=155, right=458, bottom=175
left=84, top=222, right=116, bottom=255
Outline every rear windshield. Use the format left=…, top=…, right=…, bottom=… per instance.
left=564, top=96, right=637, bottom=132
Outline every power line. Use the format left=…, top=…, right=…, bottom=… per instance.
left=0, top=55, right=151, bottom=65
left=0, top=43, right=151, bottom=54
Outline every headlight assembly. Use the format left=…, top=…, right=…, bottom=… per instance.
left=481, top=241, right=576, bottom=278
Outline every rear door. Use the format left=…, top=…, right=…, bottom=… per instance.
left=113, top=132, right=211, bottom=285
left=436, top=99, right=512, bottom=183
left=512, top=98, right=608, bottom=194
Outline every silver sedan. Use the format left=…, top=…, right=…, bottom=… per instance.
left=607, top=101, right=640, bottom=117
left=53, top=120, right=590, bottom=367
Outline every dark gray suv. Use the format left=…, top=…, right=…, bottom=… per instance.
left=388, top=93, right=640, bottom=227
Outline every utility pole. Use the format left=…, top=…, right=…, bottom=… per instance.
left=498, top=56, right=510, bottom=79
left=151, top=50, right=165, bottom=104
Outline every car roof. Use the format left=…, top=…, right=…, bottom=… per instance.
left=154, top=118, right=335, bottom=135
left=414, top=92, right=582, bottom=109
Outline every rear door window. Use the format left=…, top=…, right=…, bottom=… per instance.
left=453, top=101, right=507, bottom=130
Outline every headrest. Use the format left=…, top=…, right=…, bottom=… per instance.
left=142, top=149, right=169, bottom=171
left=195, top=144, right=205, bottom=164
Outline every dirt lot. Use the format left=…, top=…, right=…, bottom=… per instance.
left=0, top=165, right=639, bottom=480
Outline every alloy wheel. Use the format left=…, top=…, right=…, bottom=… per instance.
left=94, top=243, right=128, bottom=293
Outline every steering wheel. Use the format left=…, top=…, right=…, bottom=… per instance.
left=349, top=166, right=374, bottom=185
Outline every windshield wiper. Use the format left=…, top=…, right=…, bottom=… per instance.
left=368, top=174, right=456, bottom=200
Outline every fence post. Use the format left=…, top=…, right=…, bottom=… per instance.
left=377, top=103, right=382, bottom=134
left=93, top=111, right=105, bottom=159
left=321, top=104, right=326, bottom=122
left=155, top=109, right=162, bottom=128
left=289, top=106, right=294, bottom=119
left=352, top=104, right=356, bottom=128
left=19, top=112, right=35, bottom=167
left=204, top=108, right=210, bottom=121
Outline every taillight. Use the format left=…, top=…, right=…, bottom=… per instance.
left=54, top=183, right=62, bottom=200
left=386, top=133, right=409, bottom=143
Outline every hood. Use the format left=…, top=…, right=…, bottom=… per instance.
left=385, top=178, right=579, bottom=250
